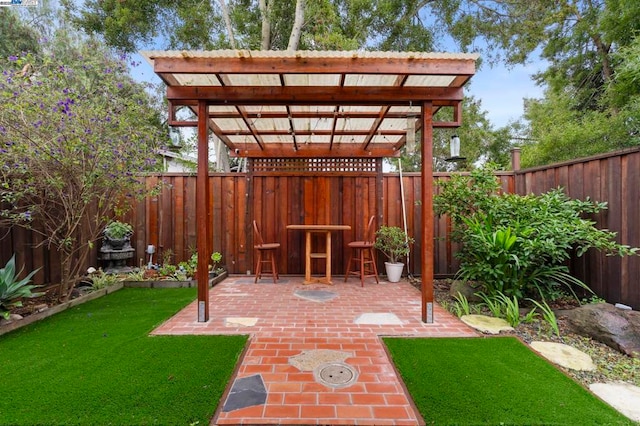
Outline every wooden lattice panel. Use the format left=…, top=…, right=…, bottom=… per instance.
left=249, top=158, right=379, bottom=174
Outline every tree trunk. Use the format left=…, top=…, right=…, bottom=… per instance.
left=259, top=0, right=271, bottom=50
left=217, top=0, right=236, bottom=49
left=287, top=0, right=305, bottom=51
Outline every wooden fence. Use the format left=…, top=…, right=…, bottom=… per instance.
left=514, top=147, right=640, bottom=307
left=2, top=147, right=639, bottom=307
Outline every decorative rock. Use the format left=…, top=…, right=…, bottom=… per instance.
left=565, top=303, right=640, bottom=357
left=294, top=289, right=337, bottom=303
left=449, top=280, right=483, bottom=302
left=222, top=374, right=267, bottom=412
left=34, top=304, right=49, bottom=313
left=460, top=314, right=514, bottom=334
left=530, top=341, right=596, bottom=371
left=289, top=349, right=352, bottom=372
left=354, top=312, right=403, bottom=325
left=589, top=382, right=640, bottom=422
left=225, top=317, right=258, bottom=327
left=0, top=314, right=23, bottom=326
left=615, top=303, right=632, bottom=310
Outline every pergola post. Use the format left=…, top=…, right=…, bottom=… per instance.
left=421, top=101, right=434, bottom=323
left=196, top=100, right=210, bottom=322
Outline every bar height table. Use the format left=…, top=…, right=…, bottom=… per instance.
left=286, top=224, right=351, bottom=284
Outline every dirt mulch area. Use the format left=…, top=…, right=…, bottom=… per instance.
left=421, top=279, right=640, bottom=389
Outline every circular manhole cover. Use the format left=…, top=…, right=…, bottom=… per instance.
left=314, top=363, right=358, bottom=388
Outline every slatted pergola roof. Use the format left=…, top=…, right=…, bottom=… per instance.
left=144, top=50, right=479, bottom=323
left=142, top=50, right=479, bottom=158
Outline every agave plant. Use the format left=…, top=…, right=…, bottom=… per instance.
left=0, top=255, right=42, bottom=320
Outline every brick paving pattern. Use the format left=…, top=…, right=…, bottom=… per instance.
left=152, top=276, right=477, bottom=425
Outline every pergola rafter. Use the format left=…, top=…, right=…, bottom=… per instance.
left=143, top=50, right=479, bottom=323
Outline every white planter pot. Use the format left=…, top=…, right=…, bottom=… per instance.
left=384, top=262, right=404, bottom=283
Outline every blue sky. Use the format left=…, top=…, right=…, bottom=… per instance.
left=466, top=60, right=545, bottom=127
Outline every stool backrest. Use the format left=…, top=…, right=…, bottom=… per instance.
left=364, top=215, right=376, bottom=244
left=253, top=220, right=265, bottom=245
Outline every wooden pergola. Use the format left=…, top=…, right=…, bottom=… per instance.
left=141, top=50, right=478, bottom=323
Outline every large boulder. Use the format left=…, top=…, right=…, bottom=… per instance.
left=565, top=303, right=640, bottom=357
left=449, top=280, right=483, bottom=302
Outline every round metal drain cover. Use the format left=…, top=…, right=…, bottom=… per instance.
left=314, top=363, right=358, bottom=388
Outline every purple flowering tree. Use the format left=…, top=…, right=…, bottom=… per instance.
left=0, top=39, right=164, bottom=300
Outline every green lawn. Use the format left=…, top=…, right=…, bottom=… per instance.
left=384, top=336, right=633, bottom=426
left=0, top=288, right=247, bottom=425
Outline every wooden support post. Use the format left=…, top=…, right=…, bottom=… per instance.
left=421, top=102, right=434, bottom=323
left=196, top=100, right=210, bottom=322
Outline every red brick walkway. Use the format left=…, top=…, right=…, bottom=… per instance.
left=152, top=276, right=477, bottom=425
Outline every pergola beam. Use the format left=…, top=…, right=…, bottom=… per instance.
left=231, top=143, right=400, bottom=158
left=166, top=86, right=464, bottom=104
left=153, top=56, right=477, bottom=76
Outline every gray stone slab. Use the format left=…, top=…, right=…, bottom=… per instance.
left=222, top=374, right=267, bottom=412
left=354, top=312, right=403, bottom=325
left=294, top=290, right=337, bottom=303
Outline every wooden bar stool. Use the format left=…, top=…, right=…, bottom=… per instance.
left=344, top=215, right=379, bottom=286
left=253, top=220, right=280, bottom=283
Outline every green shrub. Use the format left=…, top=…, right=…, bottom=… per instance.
left=434, top=165, right=637, bottom=301
left=0, top=255, right=42, bottom=319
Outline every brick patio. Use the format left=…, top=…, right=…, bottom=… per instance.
left=152, top=275, right=478, bottom=425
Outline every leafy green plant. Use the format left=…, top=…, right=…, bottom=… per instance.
left=374, top=226, right=414, bottom=264
left=581, top=295, right=606, bottom=305
left=158, top=263, right=178, bottom=279
left=451, top=292, right=472, bottom=317
left=527, top=298, right=560, bottom=337
left=522, top=307, right=538, bottom=324
left=477, top=291, right=504, bottom=318
left=495, top=291, right=522, bottom=327
left=210, top=251, right=223, bottom=274
left=104, top=220, right=133, bottom=240
left=125, top=269, right=146, bottom=281
left=89, top=269, right=120, bottom=290
left=0, top=255, right=42, bottom=319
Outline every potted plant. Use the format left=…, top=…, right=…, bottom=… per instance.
left=373, top=225, right=414, bottom=282
left=103, top=220, right=133, bottom=250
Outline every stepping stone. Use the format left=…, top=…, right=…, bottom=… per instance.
left=289, top=349, right=352, bottom=371
left=460, top=314, right=514, bottom=334
left=225, top=317, right=259, bottom=327
left=222, top=374, right=267, bottom=412
left=354, top=312, right=403, bottom=325
left=530, top=341, right=596, bottom=371
left=589, top=382, right=640, bottom=422
left=294, top=289, right=337, bottom=303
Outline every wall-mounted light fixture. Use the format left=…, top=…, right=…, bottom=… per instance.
left=445, top=134, right=466, bottom=162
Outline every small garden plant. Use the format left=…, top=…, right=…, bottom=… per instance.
left=0, top=255, right=42, bottom=319
left=373, top=226, right=414, bottom=264
left=104, top=220, right=133, bottom=240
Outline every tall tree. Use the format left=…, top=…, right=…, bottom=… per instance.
left=0, top=8, right=41, bottom=63
left=0, top=29, right=165, bottom=299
